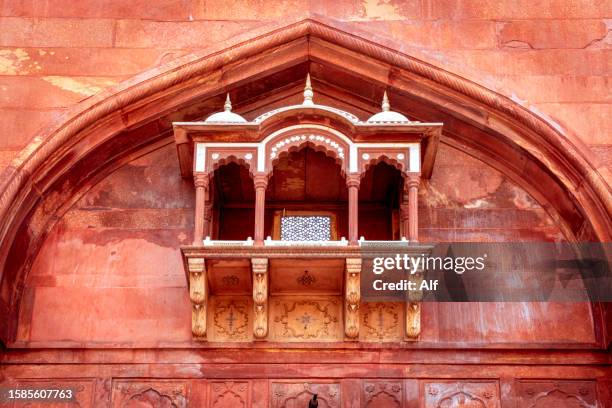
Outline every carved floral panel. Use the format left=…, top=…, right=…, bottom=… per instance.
left=360, top=302, right=402, bottom=342
left=271, top=382, right=340, bottom=408
left=424, top=381, right=500, bottom=408
left=209, top=382, right=249, bottom=408
left=208, top=297, right=251, bottom=342
left=270, top=297, right=342, bottom=341
left=363, top=381, right=403, bottom=407
left=111, top=380, right=188, bottom=408
left=515, top=380, right=597, bottom=408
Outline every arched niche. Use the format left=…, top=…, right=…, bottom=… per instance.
left=212, top=161, right=255, bottom=241
left=265, top=145, right=348, bottom=241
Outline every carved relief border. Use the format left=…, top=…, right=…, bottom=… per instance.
left=423, top=381, right=500, bottom=408
left=271, top=381, right=340, bottom=408
left=111, top=379, right=189, bottom=408
left=357, top=148, right=410, bottom=175
left=208, top=381, right=250, bottom=408
left=206, top=148, right=258, bottom=176
left=360, top=302, right=403, bottom=342
left=207, top=296, right=252, bottom=342
left=270, top=296, right=342, bottom=342
left=515, top=380, right=597, bottom=408
left=264, top=130, right=350, bottom=175
left=363, top=381, right=403, bottom=408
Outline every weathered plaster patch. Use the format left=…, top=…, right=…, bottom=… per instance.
left=585, top=19, right=612, bottom=49
left=464, top=198, right=490, bottom=209
left=356, top=0, right=402, bottom=21
left=510, top=187, right=540, bottom=210
left=420, top=181, right=459, bottom=208
left=0, top=48, right=31, bottom=75
left=42, top=76, right=117, bottom=98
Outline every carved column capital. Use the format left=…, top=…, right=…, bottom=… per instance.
left=345, top=174, right=361, bottom=189
left=194, top=172, right=210, bottom=189
left=253, top=172, right=269, bottom=190
left=404, top=172, right=420, bottom=189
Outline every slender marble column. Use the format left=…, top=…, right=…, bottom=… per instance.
left=193, top=172, right=209, bottom=245
left=253, top=172, right=268, bottom=245
left=346, top=174, right=361, bottom=245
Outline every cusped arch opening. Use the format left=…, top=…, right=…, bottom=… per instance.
left=212, top=160, right=255, bottom=241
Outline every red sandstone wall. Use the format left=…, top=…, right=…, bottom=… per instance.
left=0, top=0, right=609, bottom=184
left=16, top=142, right=597, bottom=346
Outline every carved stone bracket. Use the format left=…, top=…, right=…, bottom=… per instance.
left=344, top=258, right=361, bottom=339
left=252, top=258, right=269, bottom=339
left=405, top=270, right=423, bottom=340
left=188, top=257, right=207, bottom=340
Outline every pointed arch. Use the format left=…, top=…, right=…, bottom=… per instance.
left=0, top=15, right=609, bottom=343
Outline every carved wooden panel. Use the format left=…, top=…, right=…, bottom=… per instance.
left=207, top=259, right=252, bottom=295
left=271, top=382, right=340, bottom=408
left=269, top=259, right=343, bottom=295
left=111, top=380, right=188, bottom=408
left=360, top=302, right=403, bottom=342
left=208, top=381, right=249, bottom=408
left=208, top=296, right=252, bottom=342
left=0, top=379, right=95, bottom=407
left=270, top=296, right=342, bottom=341
left=363, top=381, right=403, bottom=407
left=424, top=381, right=500, bottom=408
left=515, top=380, right=597, bottom=408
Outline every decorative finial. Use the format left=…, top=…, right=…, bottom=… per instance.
left=303, top=74, right=314, bottom=106
left=224, top=93, right=232, bottom=111
left=381, top=91, right=390, bottom=112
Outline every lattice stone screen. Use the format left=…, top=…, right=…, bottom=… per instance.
left=280, top=216, right=332, bottom=241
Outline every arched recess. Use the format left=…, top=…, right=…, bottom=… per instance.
left=0, top=16, right=610, bottom=343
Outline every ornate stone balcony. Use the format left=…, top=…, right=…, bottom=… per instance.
left=181, top=239, right=434, bottom=343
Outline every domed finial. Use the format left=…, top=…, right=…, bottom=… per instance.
left=381, top=91, right=390, bottom=112
left=224, top=93, right=232, bottom=111
left=303, top=74, right=314, bottom=106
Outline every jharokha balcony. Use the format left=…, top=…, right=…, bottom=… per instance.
left=174, top=76, right=442, bottom=343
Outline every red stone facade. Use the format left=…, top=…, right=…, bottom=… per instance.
left=0, top=2, right=610, bottom=407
